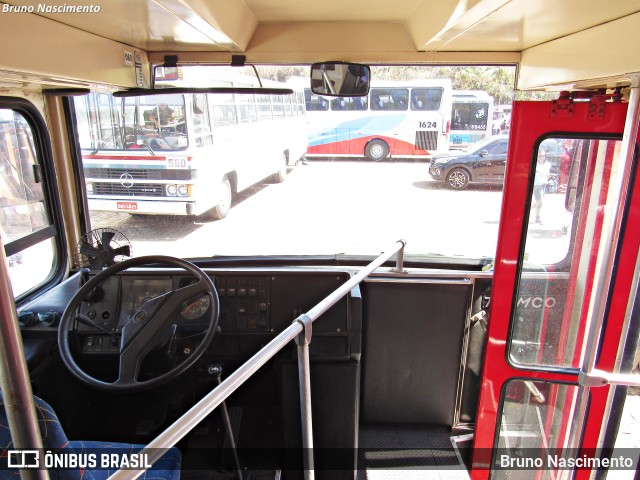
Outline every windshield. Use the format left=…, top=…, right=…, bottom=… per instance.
left=451, top=101, right=490, bottom=131
left=73, top=65, right=545, bottom=263
left=75, top=94, right=187, bottom=152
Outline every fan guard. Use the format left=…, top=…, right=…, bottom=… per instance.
left=75, top=228, right=132, bottom=270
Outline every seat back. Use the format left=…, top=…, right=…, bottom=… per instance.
left=0, top=391, right=89, bottom=479
left=0, top=391, right=181, bottom=480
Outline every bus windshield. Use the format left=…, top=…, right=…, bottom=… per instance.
left=450, top=91, right=493, bottom=149
left=72, top=65, right=539, bottom=263
left=75, top=94, right=187, bottom=152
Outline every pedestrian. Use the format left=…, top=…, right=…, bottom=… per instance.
left=533, top=149, right=551, bottom=224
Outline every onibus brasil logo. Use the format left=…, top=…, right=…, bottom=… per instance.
left=6, top=450, right=152, bottom=469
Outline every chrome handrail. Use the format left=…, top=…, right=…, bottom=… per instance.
left=109, top=239, right=406, bottom=480
left=0, top=235, right=49, bottom=480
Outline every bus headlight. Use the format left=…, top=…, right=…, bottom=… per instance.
left=86, top=182, right=93, bottom=194
left=177, top=185, right=189, bottom=197
left=166, top=184, right=177, bottom=196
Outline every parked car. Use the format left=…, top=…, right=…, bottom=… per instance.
left=429, top=135, right=509, bottom=189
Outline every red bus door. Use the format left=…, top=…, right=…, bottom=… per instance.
left=472, top=91, right=640, bottom=480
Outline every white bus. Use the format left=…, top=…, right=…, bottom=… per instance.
left=75, top=76, right=307, bottom=219
left=449, top=90, right=494, bottom=149
left=304, top=79, right=452, bottom=161
left=492, top=104, right=513, bottom=134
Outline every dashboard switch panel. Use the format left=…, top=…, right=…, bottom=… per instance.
left=216, top=276, right=271, bottom=332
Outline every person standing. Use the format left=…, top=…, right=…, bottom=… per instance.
left=533, top=150, right=551, bottom=224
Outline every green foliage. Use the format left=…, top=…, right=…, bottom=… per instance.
left=257, top=66, right=307, bottom=83
left=370, top=66, right=555, bottom=105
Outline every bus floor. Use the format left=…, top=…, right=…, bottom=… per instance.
left=175, top=393, right=640, bottom=479
left=356, top=424, right=470, bottom=480
left=179, top=423, right=469, bottom=479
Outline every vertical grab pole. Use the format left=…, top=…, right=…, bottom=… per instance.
left=0, top=235, right=48, bottom=480
left=391, top=238, right=406, bottom=273
left=295, top=314, right=314, bottom=480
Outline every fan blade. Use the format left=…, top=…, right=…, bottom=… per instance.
left=101, top=230, right=116, bottom=247
left=111, top=245, right=131, bottom=257
left=102, top=257, right=116, bottom=267
left=79, top=241, right=102, bottom=257
left=87, top=257, right=112, bottom=269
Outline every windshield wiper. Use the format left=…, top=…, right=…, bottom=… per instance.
left=90, top=131, right=119, bottom=155
left=141, top=135, right=156, bottom=156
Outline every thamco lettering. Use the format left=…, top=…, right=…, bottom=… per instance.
left=517, top=296, right=557, bottom=309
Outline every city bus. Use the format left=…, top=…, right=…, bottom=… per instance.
left=450, top=90, right=494, bottom=149
left=304, top=79, right=452, bottom=160
left=493, top=105, right=513, bottom=135
left=76, top=73, right=307, bottom=218
left=1, top=4, right=640, bottom=480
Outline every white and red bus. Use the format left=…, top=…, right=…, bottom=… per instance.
left=304, top=79, right=452, bottom=160
left=75, top=77, right=307, bottom=219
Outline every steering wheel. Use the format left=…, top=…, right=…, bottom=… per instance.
left=59, top=255, right=219, bottom=392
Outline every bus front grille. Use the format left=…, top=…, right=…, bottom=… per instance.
left=415, top=131, right=438, bottom=151
left=93, top=183, right=165, bottom=197
left=85, top=168, right=191, bottom=181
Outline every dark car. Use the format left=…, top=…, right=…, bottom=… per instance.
left=429, top=135, right=509, bottom=190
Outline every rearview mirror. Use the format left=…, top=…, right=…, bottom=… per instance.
left=310, top=62, right=370, bottom=97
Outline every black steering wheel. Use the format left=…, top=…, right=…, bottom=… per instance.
left=59, top=255, right=219, bottom=392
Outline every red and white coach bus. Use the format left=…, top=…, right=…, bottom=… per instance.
left=304, top=79, right=452, bottom=160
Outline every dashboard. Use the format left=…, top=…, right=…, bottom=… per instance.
left=19, top=268, right=359, bottom=362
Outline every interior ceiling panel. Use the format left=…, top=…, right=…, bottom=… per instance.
left=246, top=0, right=424, bottom=22
left=420, top=0, right=640, bottom=51
left=1, top=0, right=639, bottom=55
left=1, top=0, right=243, bottom=50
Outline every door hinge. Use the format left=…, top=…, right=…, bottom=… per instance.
left=551, top=92, right=574, bottom=118
left=552, top=89, right=624, bottom=120
left=588, top=88, right=624, bottom=120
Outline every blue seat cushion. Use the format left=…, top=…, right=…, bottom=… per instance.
left=0, top=393, right=181, bottom=480
left=67, top=441, right=181, bottom=480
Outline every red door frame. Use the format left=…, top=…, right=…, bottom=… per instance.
left=471, top=98, right=638, bottom=479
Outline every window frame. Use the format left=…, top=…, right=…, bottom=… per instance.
left=0, top=96, right=67, bottom=303
left=409, top=87, right=443, bottom=111
left=370, top=87, right=409, bottom=111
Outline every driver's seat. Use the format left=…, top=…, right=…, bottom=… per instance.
left=0, top=392, right=181, bottom=480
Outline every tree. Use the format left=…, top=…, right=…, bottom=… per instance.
left=370, top=66, right=554, bottom=104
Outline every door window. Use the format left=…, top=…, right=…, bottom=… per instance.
left=0, top=104, right=59, bottom=297
left=493, top=380, right=583, bottom=478
left=511, top=137, right=622, bottom=370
